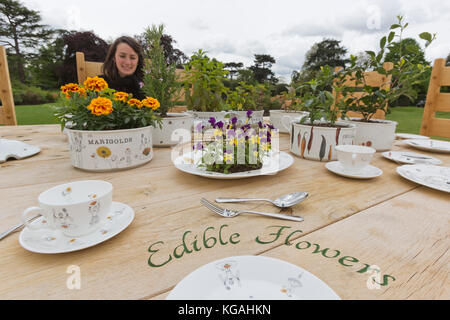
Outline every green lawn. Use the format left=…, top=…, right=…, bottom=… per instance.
left=13, top=104, right=450, bottom=137
left=15, top=103, right=60, bottom=125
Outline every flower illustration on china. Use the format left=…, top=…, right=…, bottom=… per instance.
left=281, top=273, right=303, bottom=297
left=216, top=261, right=241, bottom=290
left=96, top=146, right=111, bottom=158
left=142, top=147, right=151, bottom=156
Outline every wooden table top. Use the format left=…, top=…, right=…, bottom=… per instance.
left=0, top=125, right=448, bottom=300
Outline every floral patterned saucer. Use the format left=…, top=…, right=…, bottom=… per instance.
left=397, top=165, right=450, bottom=193
left=19, top=202, right=134, bottom=254
left=166, top=255, right=340, bottom=300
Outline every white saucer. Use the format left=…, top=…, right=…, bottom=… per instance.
left=0, top=139, right=40, bottom=163
left=325, top=161, right=382, bottom=179
left=19, top=201, right=134, bottom=254
left=395, top=133, right=429, bottom=140
left=382, top=151, right=442, bottom=165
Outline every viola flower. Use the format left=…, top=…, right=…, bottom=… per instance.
left=246, top=110, right=253, bottom=118
left=208, top=117, right=216, bottom=127
left=216, top=121, right=224, bottom=129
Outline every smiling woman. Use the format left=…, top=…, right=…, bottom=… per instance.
left=100, top=36, right=145, bottom=100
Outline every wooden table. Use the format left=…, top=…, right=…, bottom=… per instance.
left=0, top=125, right=449, bottom=300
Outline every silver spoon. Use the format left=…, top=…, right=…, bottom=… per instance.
left=215, top=192, right=308, bottom=208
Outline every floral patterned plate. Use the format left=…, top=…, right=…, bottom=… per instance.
left=0, top=139, right=40, bottom=163
left=405, top=139, right=450, bottom=154
left=173, top=151, right=294, bottom=180
left=396, top=165, right=450, bottom=193
left=166, top=255, right=340, bottom=300
left=19, top=202, right=134, bottom=254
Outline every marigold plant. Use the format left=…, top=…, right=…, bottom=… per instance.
left=55, top=77, right=161, bottom=131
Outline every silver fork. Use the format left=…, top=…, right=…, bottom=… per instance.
left=200, top=198, right=304, bottom=222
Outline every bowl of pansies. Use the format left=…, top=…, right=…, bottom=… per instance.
left=173, top=110, right=294, bottom=179
left=55, top=76, right=162, bottom=172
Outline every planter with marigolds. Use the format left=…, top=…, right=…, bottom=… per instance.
left=55, top=76, right=161, bottom=171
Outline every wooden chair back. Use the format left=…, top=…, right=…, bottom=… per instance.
left=420, top=58, right=450, bottom=138
left=76, top=51, right=104, bottom=85
left=333, top=62, right=394, bottom=120
left=0, top=46, right=17, bottom=125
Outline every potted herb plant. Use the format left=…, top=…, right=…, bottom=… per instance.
left=288, top=65, right=356, bottom=161
left=223, top=81, right=265, bottom=124
left=269, top=86, right=309, bottom=133
left=56, top=77, right=161, bottom=171
left=142, top=24, right=193, bottom=147
left=338, top=16, right=435, bottom=151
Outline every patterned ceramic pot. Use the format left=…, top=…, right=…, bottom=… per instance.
left=289, top=120, right=356, bottom=161
left=344, top=118, right=398, bottom=151
left=65, top=126, right=153, bottom=171
left=152, top=112, right=194, bottom=147
left=269, top=110, right=309, bottom=133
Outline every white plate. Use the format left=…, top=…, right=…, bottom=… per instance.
left=405, top=139, right=450, bottom=153
left=0, top=139, right=40, bottom=163
left=19, top=201, right=134, bottom=254
left=382, top=151, right=442, bottom=165
left=166, top=255, right=340, bottom=300
left=395, top=133, right=430, bottom=140
left=173, top=151, right=294, bottom=179
left=325, top=161, right=382, bottom=179
left=396, top=165, right=450, bottom=193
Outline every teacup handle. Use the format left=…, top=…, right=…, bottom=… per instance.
left=281, top=115, right=292, bottom=132
left=22, top=207, right=45, bottom=231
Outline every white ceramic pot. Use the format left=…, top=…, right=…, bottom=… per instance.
left=269, top=110, right=309, bottom=133
left=344, top=118, right=398, bottom=151
left=188, top=110, right=264, bottom=125
left=65, top=126, right=153, bottom=171
left=288, top=120, right=356, bottom=161
left=152, top=112, right=194, bottom=147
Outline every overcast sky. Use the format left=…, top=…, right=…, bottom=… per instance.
left=21, top=0, right=450, bottom=82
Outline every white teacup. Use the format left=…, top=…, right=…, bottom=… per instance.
left=22, top=180, right=113, bottom=237
left=335, top=145, right=376, bottom=172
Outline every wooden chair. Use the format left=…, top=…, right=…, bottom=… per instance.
left=0, top=46, right=17, bottom=125
left=333, top=62, right=394, bottom=120
left=76, top=51, right=104, bottom=85
left=420, top=58, right=450, bottom=138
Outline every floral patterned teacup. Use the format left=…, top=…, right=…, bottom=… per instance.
left=21, top=180, right=113, bottom=237
left=335, top=145, right=375, bottom=173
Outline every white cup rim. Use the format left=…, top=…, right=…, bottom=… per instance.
left=335, top=145, right=376, bottom=154
left=38, top=180, right=112, bottom=206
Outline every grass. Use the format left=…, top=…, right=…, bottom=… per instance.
left=15, top=103, right=60, bottom=125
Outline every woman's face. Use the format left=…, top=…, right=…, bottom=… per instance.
left=114, top=42, right=139, bottom=77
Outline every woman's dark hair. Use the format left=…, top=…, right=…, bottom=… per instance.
left=102, top=36, right=144, bottom=81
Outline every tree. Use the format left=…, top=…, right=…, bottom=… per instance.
left=384, top=38, right=429, bottom=66
left=249, top=54, right=277, bottom=84
left=224, top=62, right=243, bottom=80
left=136, top=30, right=187, bottom=68
left=59, top=31, right=109, bottom=84
left=302, top=39, right=349, bottom=71
left=445, top=53, right=450, bottom=66
left=0, top=0, right=53, bottom=83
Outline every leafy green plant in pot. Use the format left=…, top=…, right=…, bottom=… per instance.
left=288, top=65, right=356, bottom=161
left=223, top=81, right=265, bottom=124
left=183, top=49, right=230, bottom=123
left=337, top=15, right=436, bottom=151
left=142, top=24, right=193, bottom=147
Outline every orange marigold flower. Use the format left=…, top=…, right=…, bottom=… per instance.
left=83, top=76, right=108, bottom=92
left=127, top=98, right=142, bottom=108
left=113, top=91, right=129, bottom=102
left=141, top=97, right=160, bottom=110
left=87, top=97, right=113, bottom=116
left=60, top=83, right=83, bottom=98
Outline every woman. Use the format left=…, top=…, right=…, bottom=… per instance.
left=101, top=36, right=145, bottom=100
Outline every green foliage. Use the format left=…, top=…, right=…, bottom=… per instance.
left=141, top=24, right=181, bottom=117
left=183, top=49, right=229, bottom=112
left=296, top=65, right=337, bottom=125
left=12, top=81, right=58, bottom=105
left=338, top=15, right=436, bottom=121
left=249, top=54, right=278, bottom=84
left=224, top=82, right=267, bottom=111
left=302, top=39, right=349, bottom=72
